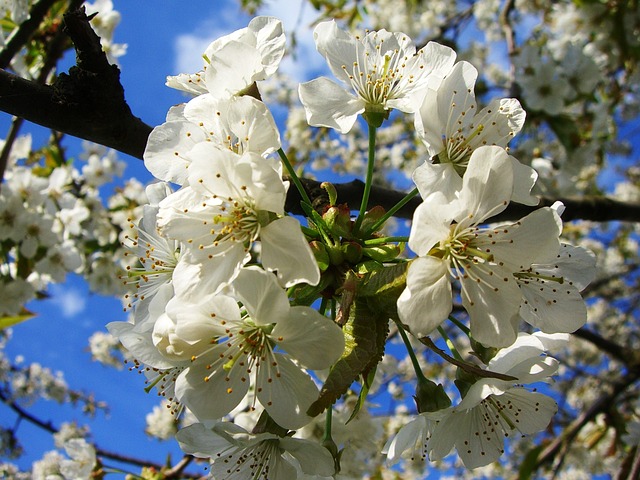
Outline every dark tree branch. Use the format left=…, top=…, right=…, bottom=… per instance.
left=0, top=7, right=153, bottom=160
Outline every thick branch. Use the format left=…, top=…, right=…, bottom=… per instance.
left=0, top=7, right=152, bottom=159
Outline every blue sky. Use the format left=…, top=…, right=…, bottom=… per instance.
left=0, top=0, right=326, bottom=474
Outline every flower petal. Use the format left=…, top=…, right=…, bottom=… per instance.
left=272, top=306, right=344, bottom=370
left=260, top=217, right=320, bottom=287
left=397, top=257, right=452, bottom=336
left=299, top=77, right=364, bottom=133
left=257, top=353, right=319, bottom=429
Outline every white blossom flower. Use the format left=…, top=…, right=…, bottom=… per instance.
left=145, top=400, right=178, bottom=440
left=413, top=60, right=537, bottom=206
left=386, top=332, right=565, bottom=469
left=121, top=183, right=181, bottom=325
left=59, top=438, right=96, bottom=480
left=427, top=332, right=565, bottom=469
left=299, top=20, right=456, bottom=133
left=176, top=421, right=336, bottom=479
left=144, top=95, right=280, bottom=185
left=174, top=268, right=345, bottom=429
left=166, top=16, right=285, bottom=97
left=156, top=145, right=319, bottom=295
left=398, top=146, right=562, bottom=347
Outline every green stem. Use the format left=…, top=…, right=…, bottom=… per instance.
left=437, top=325, right=465, bottom=362
left=447, top=315, right=471, bottom=336
left=353, top=123, right=377, bottom=233
left=363, top=236, right=408, bottom=246
left=278, top=148, right=312, bottom=206
left=363, top=187, right=420, bottom=236
left=396, top=321, right=428, bottom=383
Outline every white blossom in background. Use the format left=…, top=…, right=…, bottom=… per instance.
left=84, top=0, right=127, bottom=64
left=59, top=438, right=96, bottom=480
left=166, top=16, right=286, bottom=97
left=53, top=424, right=90, bottom=451
left=145, top=400, right=178, bottom=440
left=299, top=20, right=456, bottom=133
left=87, top=331, right=122, bottom=369
left=31, top=450, right=65, bottom=480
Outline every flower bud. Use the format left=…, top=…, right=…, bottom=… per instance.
left=342, top=241, right=363, bottom=264
left=362, top=243, right=402, bottom=262
left=414, top=377, right=451, bottom=413
left=323, top=204, right=352, bottom=238
left=310, top=241, right=331, bottom=271
left=358, top=205, right=386, bottom=234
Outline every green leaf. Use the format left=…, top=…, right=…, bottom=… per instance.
left=346, top=366, right=377, bottom=424
left=307, top=298, right=388, bottom=417
left=518, top=444, right=544, bottom=480
left=359, top=262, right=407, bottom=321
left=0, top=311, right=36, bottom=330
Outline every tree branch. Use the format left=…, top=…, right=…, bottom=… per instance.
left=0, top=7, right=153, bottom=159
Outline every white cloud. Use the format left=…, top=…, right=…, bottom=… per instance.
left=49, top=284, right=87, bottom=319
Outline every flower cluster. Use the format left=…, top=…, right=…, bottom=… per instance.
left=0, top=137, right=140, bottom=320
left=107, top=16, right=597, bottom=479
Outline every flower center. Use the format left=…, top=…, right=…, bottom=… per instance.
left=342, top=34, right=419, bottom=110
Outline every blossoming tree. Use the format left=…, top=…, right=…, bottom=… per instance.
left=1, top=1, right=640, bottom=479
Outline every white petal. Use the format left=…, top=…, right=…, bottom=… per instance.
left=172, top=244, right=250, bottom=299
left=411, top=161, right=462, bottom=204
left=456, top=146, right=513, bottom=225
left=176, top=423, right=233, bottom=458
left=299, top=78, right=364, bottom=133
left=144, top=121, right=206, bottom=185
left=280, top=437, right=336, bottom=477
left=248, top=16, right=286, bottom=77
left=175, top=353, right=249, bottom=422
left=471, top=97, right=526, bottom=149
left=461, top=263, right=521, bottom=348
left=232, top=267, right=291, bottom=326
left=408, top=201, right=453, bottom=257
left=510, top=156, right=539, bottom=206
left=204, top=40, right=264, bottom=97
left=421, top=41, right=458, bottom=89
left=260, top=217, right=320, bottom=287
left=397, top=257, right=452, bottom=336
left=489, top=207, right=562, bottom=271
left=383, top=415, right=428, bottom=464
left=534, top=243, right=596, bottom=291
left=494, top=388, right=557, bottom=435
left=106, top=321, right=176, bottom=370
left=257, top=353, right=319, bottom=429
left=273, top=306, right=344, bottom=370
left=313, top=20, right=360, bottom=85
left=519, top=278, right=587, bottom=333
